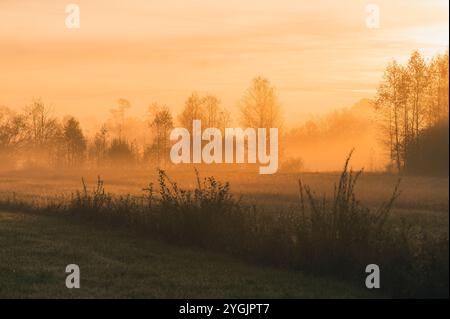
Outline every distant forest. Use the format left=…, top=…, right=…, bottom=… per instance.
left=0, top=50, right=448, bottom=175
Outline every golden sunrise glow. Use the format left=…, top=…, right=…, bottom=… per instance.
left=0, top=0, right=448, bottom=127
left=0, top=2, right=449, bottom=300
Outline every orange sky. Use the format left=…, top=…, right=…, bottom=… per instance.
left=0, top=0, right=448, bottom=128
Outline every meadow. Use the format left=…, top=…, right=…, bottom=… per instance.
left=0, top=166, right=448, bottom=234
left=0, top=162, right=448, bottom=298
left=0, top=211, right=373, bottom=298
left=1, top=0, right=448, bottom=302
left=0, top=166, right=448, bottom=213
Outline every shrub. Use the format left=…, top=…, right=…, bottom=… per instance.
left=154, top=169, right=248, bottom=250
left=295, top=151, right=400, bottom=274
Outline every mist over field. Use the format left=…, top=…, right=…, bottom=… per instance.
left=0, top=0, right=448, bottom=299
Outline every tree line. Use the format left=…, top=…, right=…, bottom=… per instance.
left=1, top=51, right=448, bottom=175
left=0, top=77, right=282, bottom=169
left=375, top=50, right=449, bottom=175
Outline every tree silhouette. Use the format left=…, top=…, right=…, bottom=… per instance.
left=240, top=77, right=282, bottom=130
left=375, top=50, right=449, bottom=174
left=63, top=117, right=87, bottom=167
left=22, top=99, right=61, bottom=166
left=89, top=125, right=108, bottom=167
left=0, top=106, right=27, bottom=167
left=110, top=98, right=131, bottom=139
left=178, top=93, right=205, bottom=133
left=148, top=104, right=174, bottom=167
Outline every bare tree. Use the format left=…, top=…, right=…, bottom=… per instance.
left=375, top=51, right=449, bottom=174
left=23, top=99, right=61, bottom=166
left=0, top=106, right=27, bottom=167
left=428, top=51, right=449, bottom=126
left=178, top=93, right=205, bottom=133
left=148, top=104, right=174, bottom=167
left=89, top=125, right=108, bottom=167
left=240, top=77, right=282, bottom=130
left=203, top=95, right=231, bottom=132
left=110, top=98, right=131, bottom=139
left=407, top=51, right=428, bottom=143
left=375, top=61, right=410, bottom=171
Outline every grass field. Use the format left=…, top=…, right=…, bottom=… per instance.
left=0, top=168, right=448, bottom=298
left=0, top=168, right=447, bottom=233
left=0, top=167, right=448, bottom=210
left=0, top=210, right=375, bottom=298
